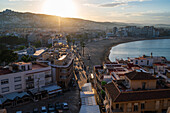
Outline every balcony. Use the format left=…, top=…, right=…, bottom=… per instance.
left=45, top=74, right=51, bottom=78
left=26, top=78, right=34, bottom=82
left=60, top=76, right=68, bottom=80
left=112, top=109, right=124, bottom=113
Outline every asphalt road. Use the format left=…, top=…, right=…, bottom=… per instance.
left=7, top=86, right=80, bottom=113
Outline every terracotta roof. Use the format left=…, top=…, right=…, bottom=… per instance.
left=115, top=89, right=170, bottom=102
left=0, top=68, right=12, bottom=75
left=105, top=82, right=170, bottom=103
left=125, top=71, right=156, bottom=80
left=153, top=63, right=166, bottom=66
left=105, top=82, right=120, bottom=101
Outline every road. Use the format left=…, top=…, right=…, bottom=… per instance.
left=7, top=86, right=80, bottom=113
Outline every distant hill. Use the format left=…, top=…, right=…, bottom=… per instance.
left=0, top=9, right=169, bottom=31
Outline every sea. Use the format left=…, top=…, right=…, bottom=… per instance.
left=109, top=39, right=170, bottom=62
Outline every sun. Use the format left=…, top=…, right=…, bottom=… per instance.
left=43, top=0, right=77, bottom=17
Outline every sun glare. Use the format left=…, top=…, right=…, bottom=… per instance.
left=43, top=0, right=77, bottom=17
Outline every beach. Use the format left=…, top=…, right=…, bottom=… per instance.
left=83, top=36, right=170, bottom=70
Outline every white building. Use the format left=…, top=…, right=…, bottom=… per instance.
left=128, top=54, right=167, bottom=66
left=0, top=62, right=52, bottom=95
left=48, top=35, right=67, bottom=45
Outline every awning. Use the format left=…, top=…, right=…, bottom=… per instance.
left=48, top=89, right=62, bottom=95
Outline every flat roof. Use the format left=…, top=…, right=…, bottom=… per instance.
left=0, top=68, right=12, bottom=75
left=58, top=55, right=67, bottom=60
left=32, top=64, right=48, bottom=70
left=79, top=105, right=100, bottom=113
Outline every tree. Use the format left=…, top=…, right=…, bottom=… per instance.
left=101, top=81, right=107, bottom=86
left=80, top=41, right=85, bottom=57
left=0, top=50, right=18, bottom=65
left=72, top=39, right=75, bottom=46
left=21, top=55, right=35, bottom=62
left=66, top=35, right=71, bottom=46
left=34, top=40, right=41, bottom=48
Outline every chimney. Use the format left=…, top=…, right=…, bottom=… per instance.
left=151, top=52, right=153, bottom=58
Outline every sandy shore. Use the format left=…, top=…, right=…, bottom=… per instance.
left=83, top=36, right=170, bottom=70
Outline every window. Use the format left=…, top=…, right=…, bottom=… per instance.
left=116, top=104, right=119, bottom=109
left=135, top=60, right=138, bottom=64
left=142, top=82, right=146, bottom=89
left=2, top=87, right=9, bottom=93
left=147, top=60, right=149, bottom=65
left=156, top=101, right=160, bottom=109
left=141, top=103, right=145, bottom=109
left=61, top=69, right=67, bottom=73
left=134, top=104, right=138, bottom=111
left=21, top=66, right=25, bottom=71
left=60, top=76, right=67, bottom=79
left=127, top=103, right=132, bottom=112
left=28, top=65, right=30, bottom=70
left=15, top=84, right=22, bottom=90
left=164, top=100, right=168, bottom=107
left=14, top=76, right=21, bottom=82
left=1, top=79, right=9, bottom=85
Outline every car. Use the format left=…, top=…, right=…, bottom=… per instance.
left=62, top=103, right=69, bottom=110
left=16, top=111, right=22, bottom=113
left=55, top=102, right=63, bottom=110
left=48, top=104, right=56, bottom=113
left=32, top=108, right=39, bottom=113
left=41, top=106, right=48, bottom=113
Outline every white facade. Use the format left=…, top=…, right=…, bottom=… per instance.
left=129, top=56, right=166, bottom=66
left=130, top=58, right=153, bottom=66
left=0, top=63, right=52, bottom=95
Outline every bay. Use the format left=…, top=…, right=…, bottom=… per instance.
left=109, top=39, right=170, bottom=62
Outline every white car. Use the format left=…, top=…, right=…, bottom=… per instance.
left=41, top=106, right=48, bottom=113
left=62, top=103, right=69, bottom=110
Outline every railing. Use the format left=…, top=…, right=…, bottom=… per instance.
left=26, top=78, right=34, bottom=82
left=112, top=109, right=124, bottom=113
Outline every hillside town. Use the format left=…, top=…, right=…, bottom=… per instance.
left=1, top=8, right=170, bottom=113
left=0, top=30, right=170, bottom=113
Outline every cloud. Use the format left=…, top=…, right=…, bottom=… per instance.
left=99, top=2, right=127, bottom=7
left=114, top=0, right=151, bottom=2
left=97, top=0, right=150, bottom=8
left=9, top=0, right=41, bottom=1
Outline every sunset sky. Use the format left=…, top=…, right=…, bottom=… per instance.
left=0, top=0, right=170, bottom=24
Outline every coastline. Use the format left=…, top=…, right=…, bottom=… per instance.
left=83, top=36, right=170, bottom=70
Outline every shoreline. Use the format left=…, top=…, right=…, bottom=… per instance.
left=83, top=36, right=170, bottom=70
left=104, top=36, right=170, bottom=63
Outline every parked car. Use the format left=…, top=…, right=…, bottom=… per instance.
left=41, top=106, right=48, bottom=113
left=55, top=102, right=63, bottom=110
left=48, top=104, right=56, bottom=113
left=32, top=108, right=39, bottom=113
left=62, top=103, right=69, bottom=110
left=16, top=111, right=22, bottom=113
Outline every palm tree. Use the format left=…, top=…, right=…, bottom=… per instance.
left=81, top=41, right=85, bottom=57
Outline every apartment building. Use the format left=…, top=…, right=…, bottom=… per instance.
left=128, top=53, right=167, bottom=66
left=51, top=53, right=74, bottom=88
left=0, top=62, right=52, bottom=95
left=105, top=71, right=170, bottom=113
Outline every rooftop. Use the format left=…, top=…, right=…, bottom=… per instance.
left=0, top=68, right=12, bottom=75
left=105, top=82, right=170, bottom=102
left=0, top=62, right=49, bottom=75
left=79, top=105, right=100, bottom=113
left=125, top=71, right=156, bottom=80
left=32, top=63, right=48, bottom=70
